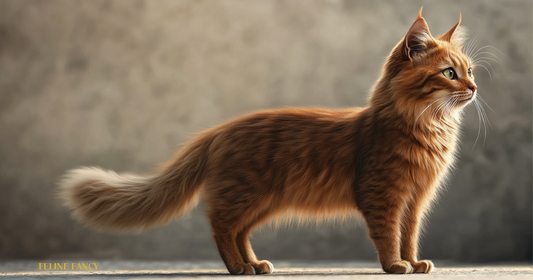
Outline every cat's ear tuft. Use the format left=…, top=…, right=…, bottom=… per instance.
left=438, top=13, right=467, bottom=47
left=438, top=14, right=466, bottom=47
left=403, top=7, right=435, bottom=61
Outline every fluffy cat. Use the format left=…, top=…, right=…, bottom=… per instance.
left=59, top=8, right=477, bottom=275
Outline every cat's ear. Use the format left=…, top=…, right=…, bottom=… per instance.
left=438, top=13, right=467, bottom=47
left=403, top=7, right=435, bottom=61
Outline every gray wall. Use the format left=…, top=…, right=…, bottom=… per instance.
left=0, top=0, right=531, bottom=263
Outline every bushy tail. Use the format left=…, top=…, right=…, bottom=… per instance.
left=59, top=134, right=212, bottom=232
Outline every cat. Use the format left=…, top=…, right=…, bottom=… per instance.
left=59, top=8, right=477, bottom=275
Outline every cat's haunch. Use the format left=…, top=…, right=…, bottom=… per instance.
left=59, top=8, right=478, bottom=275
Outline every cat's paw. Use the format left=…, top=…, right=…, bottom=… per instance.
left=251, top=260, right=274, bottom=274
left=383, top=260, right=414, bottom=274
left=412, top=260, right=434, bottom=273
left=227, top=263, right=256, bottom=275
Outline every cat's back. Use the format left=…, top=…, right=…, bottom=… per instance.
left=207, top=107, right=366, bottom=160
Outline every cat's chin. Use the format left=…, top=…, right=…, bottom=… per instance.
left=459, top=97, right=473, bottom=104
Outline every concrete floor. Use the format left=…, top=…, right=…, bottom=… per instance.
left=1, top=261, right=531, bottom=280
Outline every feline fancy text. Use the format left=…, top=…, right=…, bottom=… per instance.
left=38, top=263, right=99, bottom=270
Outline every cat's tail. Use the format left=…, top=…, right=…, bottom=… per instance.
left=58, top=133, right=213, bottom=232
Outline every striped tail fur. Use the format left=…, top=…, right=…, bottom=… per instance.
left=58, top=134, right=212, bottom=232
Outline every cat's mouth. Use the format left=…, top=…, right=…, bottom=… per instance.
left=453, top=92, right=474, bottom=104
left=459, top=96, right=473, bottom=103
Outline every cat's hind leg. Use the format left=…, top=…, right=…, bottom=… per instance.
left=235, top=212, right=274, bottom=274
left=206, top=178, right=276, bottom=275
left=209, top=212, right=256, bottom=275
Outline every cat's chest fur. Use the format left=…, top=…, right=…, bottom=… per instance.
left=398, top=121, right=460, bottom=195
left=358, top=113, right=461, bottom=202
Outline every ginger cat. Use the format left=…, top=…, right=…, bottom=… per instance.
left=60, top=8, right=477, bottom=275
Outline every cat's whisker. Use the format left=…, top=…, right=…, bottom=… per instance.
left=471, top=99, right=483, bottom=151
left=470, top=44, right=488, bottom=59
left=473, top=58, right=503, bottom=71
left=475, top=64, right=493, bottom=82
left=474, top=60, right=497, bottom=76
left=477, top=95, right=495, bottom=113
left=471, top=45, right=506, bottom=66
left=438, top=100, right=449, bottom=121
left=474, top=97, right=491, bottom=148
left=477, top=98, right=493, bottom=130
left=449, top=96, right=459, bottom=116
left=430, top=101, right=442, bottom=123
left=447, top=94, right=462, bottom=119
left=473, top=61, right=498, bottom=79
left=478, top=100, right=489, bottom=146
left=443, top=97, right=454, bottom=118
left=471, top=51, right=504, bottom=64
left=470, top=37, right=481, bottom=57
left=442, top=100, right=450, bottom=118
left=473, top=57, right=499, bottom=68
left=414, top=96, right=448, bottom=129
left=472, top=59, right=502, bottom=71
left=465, top=36, right=479, bottom=57
left=474, top=45, right=507, bottom=57
left=436, top=97, right=452, bottom=118
left=432, top=97, right=453, bottom=124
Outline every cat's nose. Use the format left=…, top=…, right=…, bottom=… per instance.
left=469, top=84, right=477, bottom=93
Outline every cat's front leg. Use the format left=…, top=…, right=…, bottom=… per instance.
left=361, top=195, right=413, bottom=274
left=400, top=197, right=434, bottom=273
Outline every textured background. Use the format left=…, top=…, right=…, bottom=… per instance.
left=0, top=0, right=531, bottom=263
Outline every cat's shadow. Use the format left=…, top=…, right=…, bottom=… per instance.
left=5, top=269, right=385, bottom=278
left=180, top=270, right=383, bottom=276
left=107, top=268, right=384, bottom=277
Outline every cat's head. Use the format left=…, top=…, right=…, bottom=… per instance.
left=371, top=8, right=477, bottom=128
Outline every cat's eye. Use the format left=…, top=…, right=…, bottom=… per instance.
left=442, top=68, right=456, bottom=80
left=467, top=68, right=473, bottom=78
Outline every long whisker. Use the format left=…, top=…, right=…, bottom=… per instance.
left=465, top=36, right=479, bottom=57
left=473, top=56, right=504, bottom=68
left=431, top=100, right=445, bottom=122
left=429, top=102, right=441, bottom=126
left=464, top=37, right=472, bottom=55
left=470, top=37, right=481, bottom=57
left=471, top=99, right=483, bottom=151
left=478, top=100, right=488, bottom=146
left=471, top=51, right=504, bottom=63
left=470, top=37, right=480, bottom=56
left=429, top=97, right=454, bottom=135
left=434, top=97, right=453, bottom=124
left=477, top=95, right=495, bottom=113
left=443, top=96, right=455, bottom=117
left=474, top=59, right=497, bottom=74
left=414, top=96, right=448, bottom=129
left=473, top=45, right=507, bottom=57
left=449, top=96, right=459, bottom=116
left=475, top=64, right=493, bottom=82
left=471, top=44, right=491, bottom=59
left=440, top=99, right=450, bottom=121
left=477, top=98, right=493, bottom=130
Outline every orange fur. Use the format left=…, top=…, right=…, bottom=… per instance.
left=59, top=8, right=477, bottom=275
